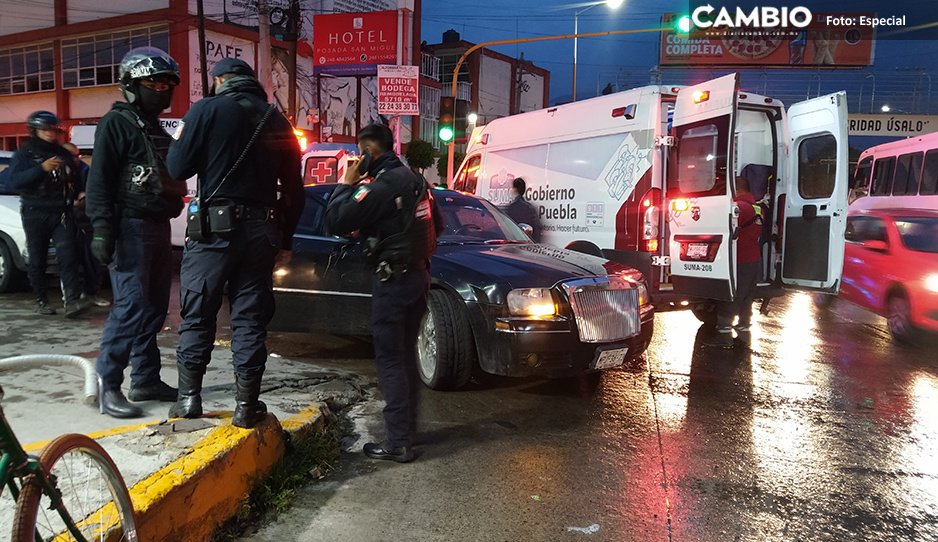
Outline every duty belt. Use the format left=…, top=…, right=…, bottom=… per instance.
left=375, top=259, right=428, bottom=282
left=237, top=205, right=275, bottom=221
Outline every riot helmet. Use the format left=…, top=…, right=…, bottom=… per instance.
left=117, top=46, right=180, bottom=108
left=26, top=110, right=62, bottom=137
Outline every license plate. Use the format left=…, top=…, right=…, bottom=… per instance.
left=686, top=243, right=708, bottom=259
left=591, top=347, right=629, bottom=370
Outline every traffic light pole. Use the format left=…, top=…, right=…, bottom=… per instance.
left=444, top=27, right=667, bottom=186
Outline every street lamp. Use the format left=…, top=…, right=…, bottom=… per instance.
left=574, top=0, right=625, bottom=102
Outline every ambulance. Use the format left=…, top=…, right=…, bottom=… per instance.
left=452, top=73, right=849, bottom=320
left=300, top=143, right=359, bottom=186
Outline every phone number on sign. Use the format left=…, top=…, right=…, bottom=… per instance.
left=378, top=103, right=418, bottom=114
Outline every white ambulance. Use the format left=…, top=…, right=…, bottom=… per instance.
left=453, top=73, right=849, bottom=320
left=300, top=143, right=359, bottom=186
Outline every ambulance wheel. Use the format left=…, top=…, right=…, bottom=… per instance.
left=565, top=240, right=603, bottom=258
left=811, top=292, right=835, bottom=310
left=692, top=303, right=718, bottom=328
left=417, top=290, right=475, bottom=390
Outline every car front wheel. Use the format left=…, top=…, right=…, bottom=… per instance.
left=886, top=292, right=917, bottom=343
left=417, top=290, right=474, bottom=391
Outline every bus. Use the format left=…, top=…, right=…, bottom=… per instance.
left=850, top=131, right=938, bottom=211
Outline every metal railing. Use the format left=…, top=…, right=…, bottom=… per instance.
left=421, top=53, right=441, bottom=81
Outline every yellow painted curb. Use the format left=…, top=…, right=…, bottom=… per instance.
left=130, top=413, right=286, bottom=542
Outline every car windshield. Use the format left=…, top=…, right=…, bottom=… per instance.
left=896, top=217, right=938, bottom=253
left=436, top=193, right=532, bottom=244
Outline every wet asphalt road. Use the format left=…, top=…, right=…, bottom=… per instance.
left=246, top=292, right=938, bottom=542
left=3, top=273, right=938, bottom=541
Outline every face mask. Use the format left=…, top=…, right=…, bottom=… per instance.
left=137, top=83, right=174, bottom=115
left=357, top=148, right=373, bottom=176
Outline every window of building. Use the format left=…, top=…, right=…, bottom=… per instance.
left=0, top=44, right=55, bottom=95
left=61, top=26, right=169, bottom=89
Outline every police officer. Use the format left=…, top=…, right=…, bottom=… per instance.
left=86, top=47, right=187, bottom=418
left=704, top=175, right=763, bottom=349
left=166, top=58, right=304, bottom=429
left=8, top=111, right=85, bottom=317
left=325, top=123, right=443, bottom=463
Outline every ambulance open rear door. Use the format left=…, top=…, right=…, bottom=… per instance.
left=666, top=73, right=740, bottom=302
left=780, top=92, right=849, bottom=293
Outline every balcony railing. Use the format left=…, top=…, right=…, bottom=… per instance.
left=421, top=53, right=440, bottom=81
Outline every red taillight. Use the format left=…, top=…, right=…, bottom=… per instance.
left=670, top=86, right=681, bottom=93
left=641, top=188, right=661, bottom=253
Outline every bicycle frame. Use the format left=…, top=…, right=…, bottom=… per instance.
left=1, top=406, right=91, bottom=542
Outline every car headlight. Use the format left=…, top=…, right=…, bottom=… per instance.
left=637, top=281, right=649, bottom=306
left=925, top=273, right=938, bottom=293
left=507, top=288, right=557, bottom=318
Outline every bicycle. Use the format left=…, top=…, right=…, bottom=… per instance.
left=0, top=384, right=137, bottom=541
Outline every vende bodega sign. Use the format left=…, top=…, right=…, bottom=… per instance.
left=377, top=65, right=418, bottom=115
left=313, top=10, right=398, bottom=76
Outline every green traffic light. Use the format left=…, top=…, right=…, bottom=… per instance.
left=439, top=126, right=454, bottom=142
left=676, top=15, right=692, bottom=33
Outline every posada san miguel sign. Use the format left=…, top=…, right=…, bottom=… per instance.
left=313, top=10, right=399, bottom=76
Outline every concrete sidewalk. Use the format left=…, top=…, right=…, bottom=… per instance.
left=0, top=292, right=369, bottom=541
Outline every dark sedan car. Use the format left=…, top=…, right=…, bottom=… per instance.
left=271, top=184, right=654, bottom=390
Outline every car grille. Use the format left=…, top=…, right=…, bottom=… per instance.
left=563, top=277, right=641, bottom=343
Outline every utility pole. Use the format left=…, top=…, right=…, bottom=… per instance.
left=515, top=52, right=531, bottom=115
left=257, top=0, right=273, bottom=101
left=197, top=0, right=208, bottom=97
left=287, top=0, right=300, bottom=122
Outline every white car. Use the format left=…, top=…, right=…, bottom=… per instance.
left=0, top=149, right=30, bottom=293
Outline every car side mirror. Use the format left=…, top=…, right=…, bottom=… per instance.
left=518, top=223, right=534, bottom=237
left=861, top=239, right=888, bottom=253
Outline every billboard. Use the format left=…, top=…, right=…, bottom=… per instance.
left=313, top=11, right=399, bottom=76
left=660, top=12, right=875, bottom=68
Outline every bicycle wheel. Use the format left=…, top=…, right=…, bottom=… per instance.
left=12, top=433, right=137, bottom=542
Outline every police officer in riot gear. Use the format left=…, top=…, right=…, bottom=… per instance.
left=166, top=58, right=304, bottom=429
left=9, top=111, right=85, bottom=317
left=325, top=123, right=443, bottom=463
left=86, top=46, right=186, bottom=418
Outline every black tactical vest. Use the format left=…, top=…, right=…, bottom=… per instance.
left=374, top=170, right=437, bottom=268
left=117, top=108, right=186, bottom=219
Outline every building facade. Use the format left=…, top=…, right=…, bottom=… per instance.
left=0, top=2, right=547, bottom=159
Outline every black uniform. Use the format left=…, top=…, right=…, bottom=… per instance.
left=86, top=102, right=186, bottom=393
left=325, top=152, right=443, bottom=449
left=166, top=74, right=304, bottom=382
left=503, top=194, right=540, bottom=242
left=9, top=137, right=83, bottom=310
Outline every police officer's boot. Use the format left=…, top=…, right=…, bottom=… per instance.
left=168, top=365, right=203, bottom=419
left=231, top=375, right=267, bottom=429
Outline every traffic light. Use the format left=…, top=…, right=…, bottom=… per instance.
left=439, top=96, right=455, bottom=142
left=676, top=14, right=693, bottom=33
left=454, top=99, right=469, bottom=140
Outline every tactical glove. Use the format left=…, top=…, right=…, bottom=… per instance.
left=91, top=226, right=115, bottom=265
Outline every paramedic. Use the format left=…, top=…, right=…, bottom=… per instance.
left=704, top=176, right=763, bottom=349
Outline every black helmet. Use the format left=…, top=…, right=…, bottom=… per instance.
left=26, top=110, right=62, bottom=136
left=118, top=46, right=180, bottom=103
